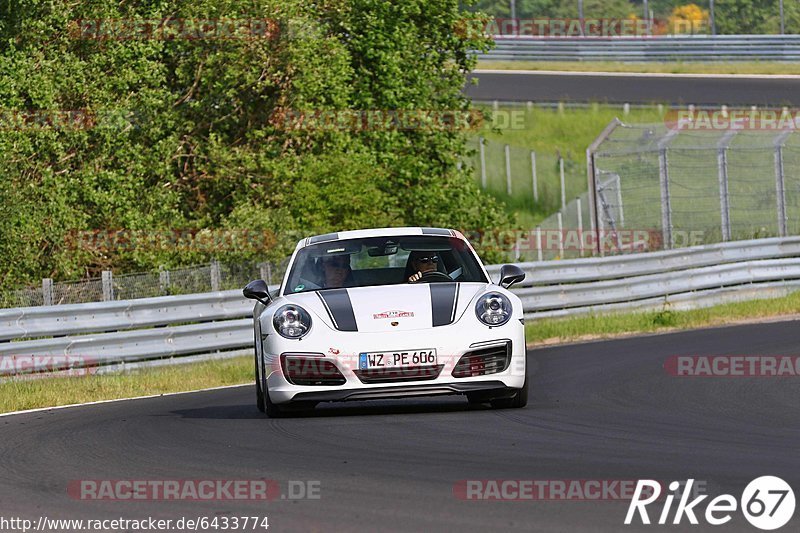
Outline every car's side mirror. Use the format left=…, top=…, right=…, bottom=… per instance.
left=499, top=264, right=525, bottom=289
left=243, top=279, right=272, bottom=305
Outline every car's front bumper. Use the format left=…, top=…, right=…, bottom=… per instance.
left=290, top=380, right=515, bottom=403
left=262, top=321, right=526, bottom=404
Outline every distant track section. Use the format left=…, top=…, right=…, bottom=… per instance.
left=466, top=70, right=800, bottom=106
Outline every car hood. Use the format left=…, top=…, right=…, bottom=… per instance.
left=280, top=283, right=488, bottom=332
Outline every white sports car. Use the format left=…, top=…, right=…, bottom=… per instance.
left=243, top=227, right=527, bottom=417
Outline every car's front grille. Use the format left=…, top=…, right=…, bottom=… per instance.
left=452, top=342, right=511, bottom=378
left=281, top=355, right=346, bottom=386
left=355, top=364, right=444, bottom=384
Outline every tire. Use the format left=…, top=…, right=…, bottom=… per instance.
left=255, top=351, right=265, bottom=414
left=490, top=372, right=529, bottom=409
left=263, top=388, right=287, bottom=418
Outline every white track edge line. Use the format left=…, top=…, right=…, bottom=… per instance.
left=0, top=383, right=250, bottom=418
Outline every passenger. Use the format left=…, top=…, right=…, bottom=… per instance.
left=320, top=254, right=354, bottom=288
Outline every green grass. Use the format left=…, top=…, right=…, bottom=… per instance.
left=477, top=60, right=800, bottom=75
left=470, top=104, right=665, bottom=227
left=0, top=356, right=252, bottom=414
left=525, top=290, right=800, bottom=345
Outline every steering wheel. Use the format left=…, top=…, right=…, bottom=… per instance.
left=412, top=270, right=452, bottom=283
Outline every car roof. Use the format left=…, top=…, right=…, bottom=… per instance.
left=296, top=227, right=465, bottom=249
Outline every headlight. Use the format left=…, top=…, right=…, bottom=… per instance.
left=475, top=292, right=512, bottom=326
left=273, top=305, right=312, bottom=338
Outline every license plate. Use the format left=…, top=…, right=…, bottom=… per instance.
left=358, top=349, right=437, bottom=370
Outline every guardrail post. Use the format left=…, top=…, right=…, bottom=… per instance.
left=530, top=151, right=538, bottom=202
left=101, top=271, right=113, bottom=301
left=774, top=130, right=792, bottom=237
left=210, top=260, right=221, bottom=292
left=504, top=144, right=512, bottom=195
left=717, top=131, right=736, bottom=241
left=479, top=137, right=487, bottom=189
left=42, top=278, right=53, bottom=306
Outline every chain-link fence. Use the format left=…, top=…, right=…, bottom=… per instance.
left=466, top=135, right=584, bottom=216
left=589, top=119, right=800, bottom=255
left=0, top=258, right=290, bottom=309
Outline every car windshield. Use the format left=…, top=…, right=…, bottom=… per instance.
left=283, top=235, right=488, bottom=294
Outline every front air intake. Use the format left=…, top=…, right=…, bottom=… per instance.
left=281, top=354, right=346, bottom=386
left=452, top=342, right=511, bottom=378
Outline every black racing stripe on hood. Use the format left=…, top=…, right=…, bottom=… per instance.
left=430, top=283, right=459, bottom=327
left=317, top=289, right=358, bottom=332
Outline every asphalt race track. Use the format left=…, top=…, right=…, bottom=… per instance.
left=2, top=319, right=799, bottom=532
left=466, top=70, right=800, bottom=106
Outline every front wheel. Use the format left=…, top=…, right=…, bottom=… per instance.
left=255, top=349, right=289, bottom=417
left=490, top=372, right=529, bottom=409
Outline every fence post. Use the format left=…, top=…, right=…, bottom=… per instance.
left=479, top=137, right=487, bottom=189
left=658, top=148, right=673, bottom=249
left=530, top=151, right=538, bottom=202
left=657, top=129, right=679, bottom=250
left=159, top=267, right=171, bottom=294
left=557, top=212, right=564, bottom=258
left=504, top=144, right=512, bottom=195
left=774, top=130, right=792, bottom=237
left=614, top=174, right=624, bottom=227
left=576, top=197, right=584, bottom=257
left=717, top=130, right=736, bottom=241
left=535, top=226, right=543, bottom=262
left=587, top=118, right=623, bottom=257
left=259, top=262, right=268, bottom=283
left=559, top=157, right=566, bottom=210
left=42, top=278, right=53, bottom=306
left=101, top=271, right=113, bottom=301
left=211, top=260, right=221, bottom=292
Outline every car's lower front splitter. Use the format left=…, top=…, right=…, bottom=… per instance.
left=291, top=380, right=514, bottom=402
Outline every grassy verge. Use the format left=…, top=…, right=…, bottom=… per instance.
left=0, top=356, right=252, bottom=415
left=477, top=60, right=800, bottom=75
left=526, top=291, right=800, bottom=345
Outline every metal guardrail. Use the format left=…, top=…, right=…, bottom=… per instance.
left=2, top=237, right=799, bottom=376
left=481, top=35, right=800, bottom=62
left=0, top=289, right=251, bottom=341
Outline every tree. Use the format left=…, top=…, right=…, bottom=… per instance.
left=0, top=0, right=511, bottom=287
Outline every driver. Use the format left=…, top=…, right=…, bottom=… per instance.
left=407, top=251, right=440, bottom=282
